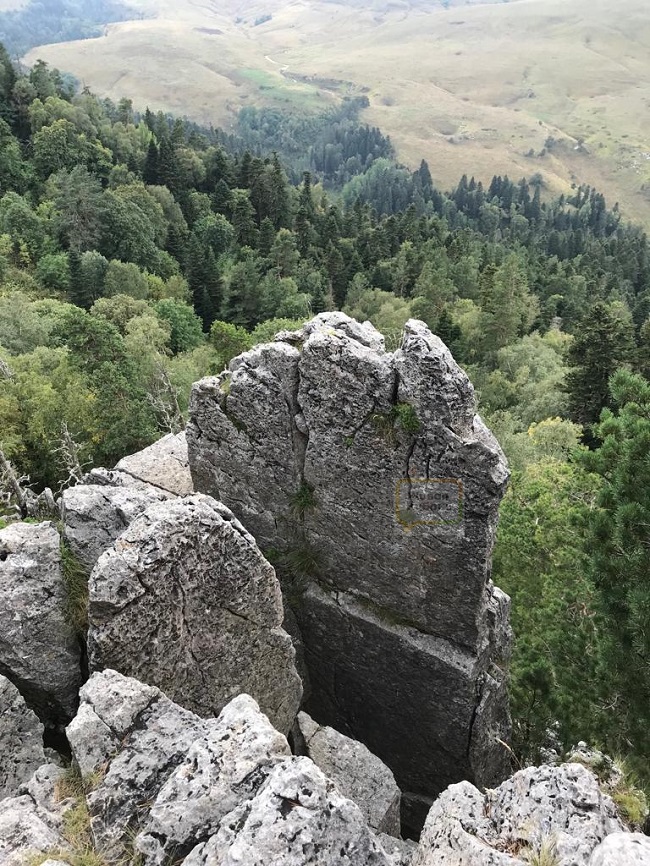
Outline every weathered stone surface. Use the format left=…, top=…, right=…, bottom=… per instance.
left=115, top=431, right=193, bottom=496
left=295, top=711, right=401, bottom=836
left=82, top=466, right=175, bottom=496
left=413, top=763, right=625, bottom=866
left=67, top=670, right=208, bottom=858
left=87, top=496, right=302, bottom=734
left=376, top=834, right=416, bottom=866
left=0, top=764, right=68, bottom=866
left=183, top=756, right=393, bottom=866
left=61, top=482, right=167, bottom=573
left=187, top=313, right=511, bottom=821
left=297, top=584, right=509, bottom=831
left=0, top=522, right=82, bottom=726
left=136, top=694, right=291, bottom=865
left=589, top=833, right=650, bottom=865
left=65, top=671, right=394, bottom=866
left=0, top=675, right=45, bottom=799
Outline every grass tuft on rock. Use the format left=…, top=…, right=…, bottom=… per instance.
left=60, top=542, right=90, bottom=637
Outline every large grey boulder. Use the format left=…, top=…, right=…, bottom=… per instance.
left=295, top=711, right=401, bottom=836
left=60, top=482, right=168, bottom=573
left=187, top=314, right=510, bottom=829
left=87, top=496, right=302, bottom=734
left=115, top=431, right=193, bottom=496
left=183, top=756, right=393, bottom=866
left=412, top=763, right=625, bottom=866
left=589, top=833, right=650, bottom=865
left=0, top=522, right=82, bottom=726
left=0, top=675, right=45, bottom=799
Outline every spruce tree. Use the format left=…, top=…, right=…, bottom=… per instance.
left=566, top=302, right=635, bottom=431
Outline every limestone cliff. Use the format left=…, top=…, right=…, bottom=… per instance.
left=187, top=313, right=511, bottom=829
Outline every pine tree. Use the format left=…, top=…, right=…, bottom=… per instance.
left=186, top=234, right=222, bottom=330
left=566, top=302, right=635, bottom=431
left=578, top=370, right=650, bottom=771
left=143, top=140, right=159, bottom=185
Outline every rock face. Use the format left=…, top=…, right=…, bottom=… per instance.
left=187, top=313, right=511, bottom=826
left=61, top=482, right=168, bottom=573
left=115, top=431, right=193, bottom=496
left=65, top=670, right=394, bottom=866
left=0, top=522, right=82, bottom=726
left=589, top=833, right=650, bottom=865
left=412, top=763, right=625, bottom=866
left=0, top=675, right=45, bottom=799
left=295, top=711, right=401, bottom=836
left=87, top=495, right=302, bottom=734
left=184, top=757, right=394, bottom=866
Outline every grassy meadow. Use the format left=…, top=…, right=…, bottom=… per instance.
left=22, top=0, right=650, bottom=226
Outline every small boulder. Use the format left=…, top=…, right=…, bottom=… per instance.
left=295, top=711, right=401, bottom=836
left=0, top=675, right=45, bottom=799
left=61, top=482, right=168, bottom=573
left=136, top=694, right=291, bottom=866
left=87, top=495, right=302, bottom=734
left=0, top=522, right=82, bottom=726
left=0, top=764, right=68, bottom=866
left=67, top=670, right=208, bottom=858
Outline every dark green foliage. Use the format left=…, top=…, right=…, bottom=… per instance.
left=154, top=299, right=203, bottom=354
left=577, top=371, right=650, bottom=779
left=493, top=462, right=604, bottom=763
left=566, top=302, right=635, bottom=432
left=0, top=0, right=141, bottom=56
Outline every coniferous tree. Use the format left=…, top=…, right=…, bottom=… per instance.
left=578, top=370, right=650, bottom=770
left=566, top=302, right=635, bottom=430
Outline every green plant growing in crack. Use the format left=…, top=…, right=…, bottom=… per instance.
left=219, top=373, right=232, bottom=397
left=394, top=402, right=421, bottom=434
left=27, top=766, right=108, bottom=866
left=60, top=541, right=90, bottom=637
left=372, top=402, right=421, bottom=443
left=521, top=836, right=560, bottom=866
left=289, top=481, right=317, bottom=519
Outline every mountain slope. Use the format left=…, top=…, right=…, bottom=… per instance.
left=23, top=0, right=650, bottom=226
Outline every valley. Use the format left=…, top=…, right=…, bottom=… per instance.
left=20, top=0, right=650, bottom=226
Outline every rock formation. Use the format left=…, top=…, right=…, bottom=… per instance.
left=67, top=670, right=396, bottom=866
left=187, top=313, right=511, bottom=829
left=2, top=671, right=644, bottom=866
left=0, top=522, right=82, bottom=727
left=412, top=763, right=625, bottom=865
left=61, top=482, right=168, bottom=573
left=114, top=431, right=193, bottom=496
left=87, top=495, right=303, bottom=734
left=0, top=675, right=45, bottom=799
left=294, top=711, right=401, bottom=836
